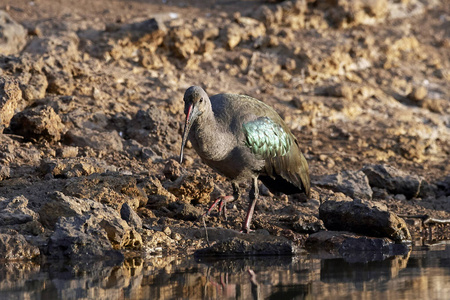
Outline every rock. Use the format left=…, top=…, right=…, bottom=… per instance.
left=316, top=84, right=354, bottom=100
left=165, top=173, right=215, bottom=205
left=247, top=52, right=282, bottom=83
left=253, top=5, right=280, bottom=28
left=0, top=195, right=38, bottom=226
left=0, top=230, right=40, bottom=260
left=0, top=165, right=10, bottom=180
left=417, top=180, right=437, bottom=199
left=0, top=55, right=47, bottom=103
left=115, top=18, right=166, bottom=46
left=395, top=135, right=430, bottom=161
left=20, top=72, right=48, bottom=102
left=163, top=159, right=182, bottom=181
left=25, top=33, right=80, bottom=96
left=56, top=146, right=79, bottom=158
left=236, top=15, right=266, bottom=39
left=0, top=135, right=15, bottom=164
left=39, top=192, right=91, bottom=229
left=195, top=232, right=298, bottom=256
left=141, top=146, right=163, bottom=161
left=421, top=98, right=445, bottom=114
left=99, top=217, right=142, bottom=250
left=0, top=77, right=22, bottom=133
left=46, top=215, right=124, bottom=261
left=305, top=231, right=410, bottom=262
left=282, top=57, right=297, bottom=71
left=163, top=27, right=200, bottom=59
left=46, top=71, right=75, bottom=96
left=292, top=215, right=325, bottom=234
left=41, top=191, right=143, bottom=258
left=9, top=105, right=66, bottom=142
left=82, top=17, right=165, bottom=61
left=120, top=202, right=143, bottom=230
left=66, top=128, right=124, bottom=152
left=139, top=50, right=165, bottom=69
left=223, top=16, right=266, bottom=50
left=314, top=170, right=373, bottom=200
left=163, top=226, right=171, bottom=236
left=62, top=173, right=147, bottom=210
left=319, top=197, right=411, bottom=242
left=279, top=0, right=308, bottom=29
left=436, top=175, right=450, bottom=197
left=40, top=158, right=112, bottom=178
left=24, top=32, right=79, bottom=59
left=361, top=164, right=422, bottom=199
left=93, top=202, right=142, bottom=250
left=225, top=23, right=241, bottom=50
left=201, top=27, right=219, bottom=41
left=253, top=1, right=306, bottom=29
left=330, top=126, right=354, bottom=140
left=19, top=220, right=45, bottom=236
left=234, top=55, right=249, bottom=71
left=372, top=187, right=390, bottom=199
left=407, top=86, right=427, bottom=102
left=124, top=139, right=144, bottom=157
left=318, top=0, right=388, bottom=28
left=139, top=176, right=177, bottom=209
left=167, top=202, right=202, bottom=221
left=142, top=229, right=176, bottom=253
left=126, top=106, right=180, bottom=156
left=200, top=40, right=215, bottom=54
left=0, top=11, right=27, bottom=55
left=1, top=143, right=40, bottom=167
left=172, top=232, right=182, bottom=241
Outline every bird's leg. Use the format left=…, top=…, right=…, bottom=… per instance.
left=248, top=269, right=261, bottom=300
left=241, top=177, right=259, bottom=233
left=203, top=182, right=241, bottom=220
left=220, top=182, right=241, bottom=219
left=203, top=196, right=234, bottom=219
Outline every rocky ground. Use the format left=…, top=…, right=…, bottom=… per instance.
left=0, top=0, right=449, bottom=261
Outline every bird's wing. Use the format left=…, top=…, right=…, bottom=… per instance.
left=242, top=117, right=310, bottom=196
left=243, top=117, right=292, bottom=158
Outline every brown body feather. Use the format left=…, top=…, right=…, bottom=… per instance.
left=209, top=93, right=311, bottom=197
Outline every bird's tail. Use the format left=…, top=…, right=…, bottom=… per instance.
left=265, top=143, right=311, bottom=197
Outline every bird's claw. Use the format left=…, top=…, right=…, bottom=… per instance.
left=202, top=195, right=234, bottom=220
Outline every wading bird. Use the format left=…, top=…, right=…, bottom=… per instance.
left=180, top=86, right=310, bottom=232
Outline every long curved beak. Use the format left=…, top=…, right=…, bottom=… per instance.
left=180, top=103, right=194, bottom=164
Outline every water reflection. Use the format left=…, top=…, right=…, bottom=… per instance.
left=1, top=244, right=450, bottom=299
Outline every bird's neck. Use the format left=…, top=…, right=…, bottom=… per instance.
left=191, top=110, right=234, bottom=161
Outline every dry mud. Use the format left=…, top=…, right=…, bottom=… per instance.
left=0, top=0, right=449, bottom=259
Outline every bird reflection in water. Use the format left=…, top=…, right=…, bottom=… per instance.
left=204, top=268, right=262, bottom=300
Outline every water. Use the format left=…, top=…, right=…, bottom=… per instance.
left=1, top=243, right=450, bottom=300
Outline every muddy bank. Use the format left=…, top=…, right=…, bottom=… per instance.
left=0, top=0, right=449, bottom=261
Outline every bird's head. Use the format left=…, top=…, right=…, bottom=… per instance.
left=180, top=86, right=209, bottom=163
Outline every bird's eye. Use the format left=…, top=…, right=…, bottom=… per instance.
left=199, top=98, right=203, bottom=103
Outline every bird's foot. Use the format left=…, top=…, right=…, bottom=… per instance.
left=202, top=195, right=235, bottom=220
left=240, top=226, right=254, bottom=234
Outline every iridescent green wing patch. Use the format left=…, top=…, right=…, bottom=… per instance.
left=243, top=117, right=292, bottom=158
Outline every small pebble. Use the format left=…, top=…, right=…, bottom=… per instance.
left=172, top=232, right=182, bottom=241
left=407, top=86, right=427, bottom=102
left=394, top=194, right=407, bottom=201
left=163, top=226, right=172, bottom=237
